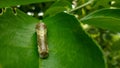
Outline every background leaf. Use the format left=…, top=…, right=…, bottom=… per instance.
left=93, top=0, right=111, bottom=8
left=80, top=9, right=120, bottom=32
left=44, top=0, right=72, bottom=17
left=0, top=0, right=55, bottom=8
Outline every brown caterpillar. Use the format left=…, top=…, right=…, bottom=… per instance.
left=36, top=22, right=49, bottom=59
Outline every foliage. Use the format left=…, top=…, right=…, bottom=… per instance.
left=0, top=0, right=120, bottom=68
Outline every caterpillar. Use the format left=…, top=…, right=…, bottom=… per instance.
left=36, top=22, right=49, bottom=59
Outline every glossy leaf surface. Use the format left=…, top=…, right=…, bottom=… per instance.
left=81, top=9, right=120, bottom=32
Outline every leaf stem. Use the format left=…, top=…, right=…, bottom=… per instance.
left=69, top=0, right=94, bottom=13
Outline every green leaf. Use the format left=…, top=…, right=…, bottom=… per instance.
left=81, top=8, right=120, bottom=32
left=0, top=0, right=55, bottom=8
left=44, top=0, right=72, bottom=17
left=0, top=9, right=39, bottom=68
left=42, top=13, right=106, bottom=68
left=0, top=8, right=106, bottom=68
